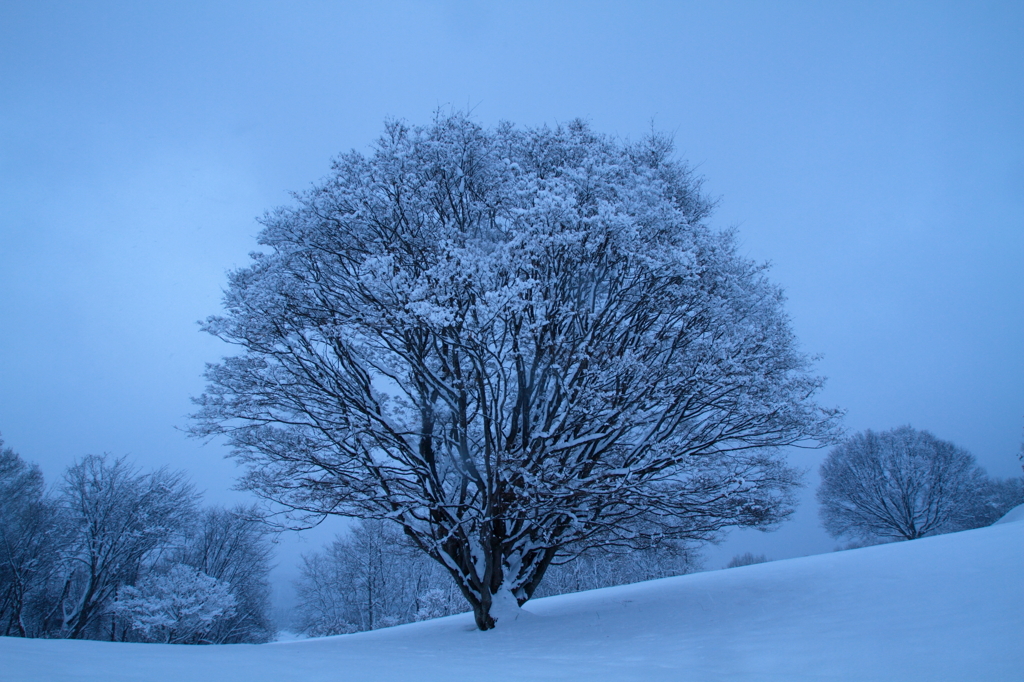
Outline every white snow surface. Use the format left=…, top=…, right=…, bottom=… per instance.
left=994, top=502, right=1024, bottom=525
left=3, top=518, right=1021, bottom=681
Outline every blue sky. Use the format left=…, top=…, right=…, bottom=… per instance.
left=2, top=1, right=1021, bottom=598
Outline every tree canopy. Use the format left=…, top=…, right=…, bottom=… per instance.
left=818, top=426, right=987, bottom=542
left=192, top=113, right=840, bottom=629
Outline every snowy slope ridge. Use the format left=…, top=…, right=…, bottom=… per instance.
left=994, top=502, right=1024, bottom=525
left=3, top=517, right=1021, bottom=682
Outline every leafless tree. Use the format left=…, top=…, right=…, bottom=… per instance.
left=56, top=455, right=197, bottom=639
left=294, top=520, right=459, bottom=636
left=817, top=426, right=987, bottom=542
left=175, top=505, right=274, bottom=643
left=961, top=476, right=1024, bottom=528
left=0, top=438, right=60, bottom=637
left=535, top=541, right=700, bottom=597
left=193, top=114, right=841, bottom=629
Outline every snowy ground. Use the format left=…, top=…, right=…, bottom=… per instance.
left=3, top=513, right=1021, bottom=681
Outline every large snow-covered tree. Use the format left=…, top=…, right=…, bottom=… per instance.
left=192, top=114, right=840, bottom=630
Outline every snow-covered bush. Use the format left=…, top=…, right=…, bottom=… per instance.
left=114, top=564, right=236, bottom=644
left=414, top=588, right=458, bottom=622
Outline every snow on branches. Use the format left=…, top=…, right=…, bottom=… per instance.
left=192, top=113, right=841, bottom=630
left=114, top=564, right=236, bottom=644
left=818, top=426, right=991, bottom=542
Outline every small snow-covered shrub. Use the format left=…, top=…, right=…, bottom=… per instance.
left=114, top=564, right=235, bottom=644
left=415, top=588, right=460, bottom=622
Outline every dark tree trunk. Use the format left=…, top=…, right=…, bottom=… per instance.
left=471, top=593, right=495, bottom=631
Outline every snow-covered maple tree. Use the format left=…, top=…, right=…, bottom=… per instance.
left=192, top=113, right=841, bottom=630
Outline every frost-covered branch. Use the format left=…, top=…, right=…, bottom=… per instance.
left=192, top=114, right=841, bottom=630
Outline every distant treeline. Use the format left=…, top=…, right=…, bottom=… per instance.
left=291, top=519, right=701, bottom=637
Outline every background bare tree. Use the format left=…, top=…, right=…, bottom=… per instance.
left=55, top=455, right=197, bottom=639
left=293, top=519, right=698, bottom=636
left=294, top=520, right=460, bottom=636
left=725, top=552, right=769, bottom=569
left=962, top=476, right=1024, bottom=528
left=174, top=505, right=274, bottom=643
left=0, top=437, right=60, bottom=637
left=534, top=541, right=700, bottom=598
left=0, top=440, right=275, bottom=643
left=818, top=426, right=987, bottom=543
left=193, top=114, right=841, bottom=629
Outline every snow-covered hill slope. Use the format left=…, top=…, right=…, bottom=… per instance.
left=4, top=515, right=1022, bottom=682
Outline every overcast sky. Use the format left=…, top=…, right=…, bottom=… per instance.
left=2, top=1, right=1022, bottom=607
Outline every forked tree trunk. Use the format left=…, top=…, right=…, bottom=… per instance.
left=471, top=590, right=495, bottom=631
left=433, top=532, right=557, bottom=631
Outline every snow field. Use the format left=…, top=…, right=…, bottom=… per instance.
left=2, top=514, right=1021, bottom=681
